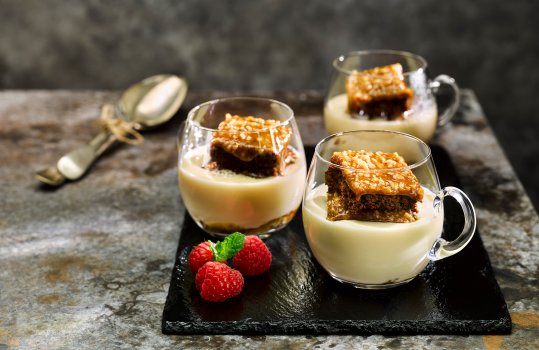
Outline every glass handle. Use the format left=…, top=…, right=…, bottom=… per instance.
left=428, top=186, right=476, bottom=261
left=430, top=75, right=461, bottom=126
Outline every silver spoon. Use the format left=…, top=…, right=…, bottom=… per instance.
left=35, top=74, right=188, bottom=186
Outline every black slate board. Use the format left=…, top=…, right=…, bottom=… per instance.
left=162, top=146, right=512, bottom=335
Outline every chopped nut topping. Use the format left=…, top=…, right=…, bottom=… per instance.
left=330, top=150, right=424, bottom=201
left=212, top=114, right=292, bottom=162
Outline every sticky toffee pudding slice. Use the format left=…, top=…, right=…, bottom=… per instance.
left=209, top=114, right=293, bottom=177
left=325, top=150, right=424, bottom=223
left=346, top=63, right=413, bottom=120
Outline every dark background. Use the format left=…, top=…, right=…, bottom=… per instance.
left=1, top=0, right=537, bottom=209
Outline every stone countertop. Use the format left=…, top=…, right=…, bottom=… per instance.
left=0, top=90, right=537, bottom=349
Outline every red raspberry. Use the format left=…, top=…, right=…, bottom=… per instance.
left=232, top=236, right=272, bottom=276
left=188, top=242, right=213, bottom=274
left=195, top=261, right=244, bottom=302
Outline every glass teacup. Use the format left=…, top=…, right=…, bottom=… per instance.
left=302, top=130, right=476, bottom=289
left=178, top=97, right=307, bottom=238
left=324, top=50, right=460, bottom=143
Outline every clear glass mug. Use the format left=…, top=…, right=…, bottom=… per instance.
left=324, top=50, right=460, bottom=143
left=302, top=130, right=476, bottom=289
left=177, top=97, right=307, bottom=238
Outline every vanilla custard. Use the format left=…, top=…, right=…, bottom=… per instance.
left=324, top=94, right=438, bottom=142
left=179, top=145, right=306, bottom=232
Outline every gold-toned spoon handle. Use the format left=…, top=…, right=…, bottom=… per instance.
left=55, top=102, right=146, bottom=182
left=56, top=130, right=116, bottom=180
left=35, top=130, right=117, bottom=186
left=35, top=105, right=121, bottom=186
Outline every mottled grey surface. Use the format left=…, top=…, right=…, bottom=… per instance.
left=0, top=90, right=538, bottom=349
left=0, top=0, right=537, bottom=209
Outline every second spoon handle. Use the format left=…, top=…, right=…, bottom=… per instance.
left=57, top=130, right=117, bottom=180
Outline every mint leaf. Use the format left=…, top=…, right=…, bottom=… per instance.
left=211, top=232, right=245, bottom=261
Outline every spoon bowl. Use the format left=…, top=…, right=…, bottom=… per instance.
left=118, top=74, right=188, bottom=128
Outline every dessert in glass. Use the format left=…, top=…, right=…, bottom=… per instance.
left=178, top=97, right=307, bottom=238
left=302, top=130, right=476, bottom=289
left=324, top=50, right=461, bottom=142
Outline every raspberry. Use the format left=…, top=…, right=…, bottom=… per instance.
left=232, top=236, right=272, bottom=276
left=188, top=242, right=213, bottom=274
left=195, top=261, right=244, bottom=302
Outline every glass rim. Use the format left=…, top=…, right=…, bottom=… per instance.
left=332, top=49, right=428, bottom=76
left=186, top=96, right=295, bottom=133
left=314, top=130, right=432, bottom=172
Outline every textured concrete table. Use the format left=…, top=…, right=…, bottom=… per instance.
left=1, top=90, right=538, bottom=349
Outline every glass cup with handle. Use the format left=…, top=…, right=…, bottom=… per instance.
left=302, top=130, right=476, bottom=289
left=324, top=50, right=460, bottom=143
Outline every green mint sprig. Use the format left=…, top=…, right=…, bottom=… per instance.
left=209, top=232, right=246, bottom=261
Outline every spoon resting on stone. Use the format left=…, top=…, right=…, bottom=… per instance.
left=35, top=74, right=188, bottom=186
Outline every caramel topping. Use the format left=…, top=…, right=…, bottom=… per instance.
left=345, top=63, right=413, bottom=104
left=330, top=150, right=424, bottom=201
left=212, top=114, right=292, bottom=161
